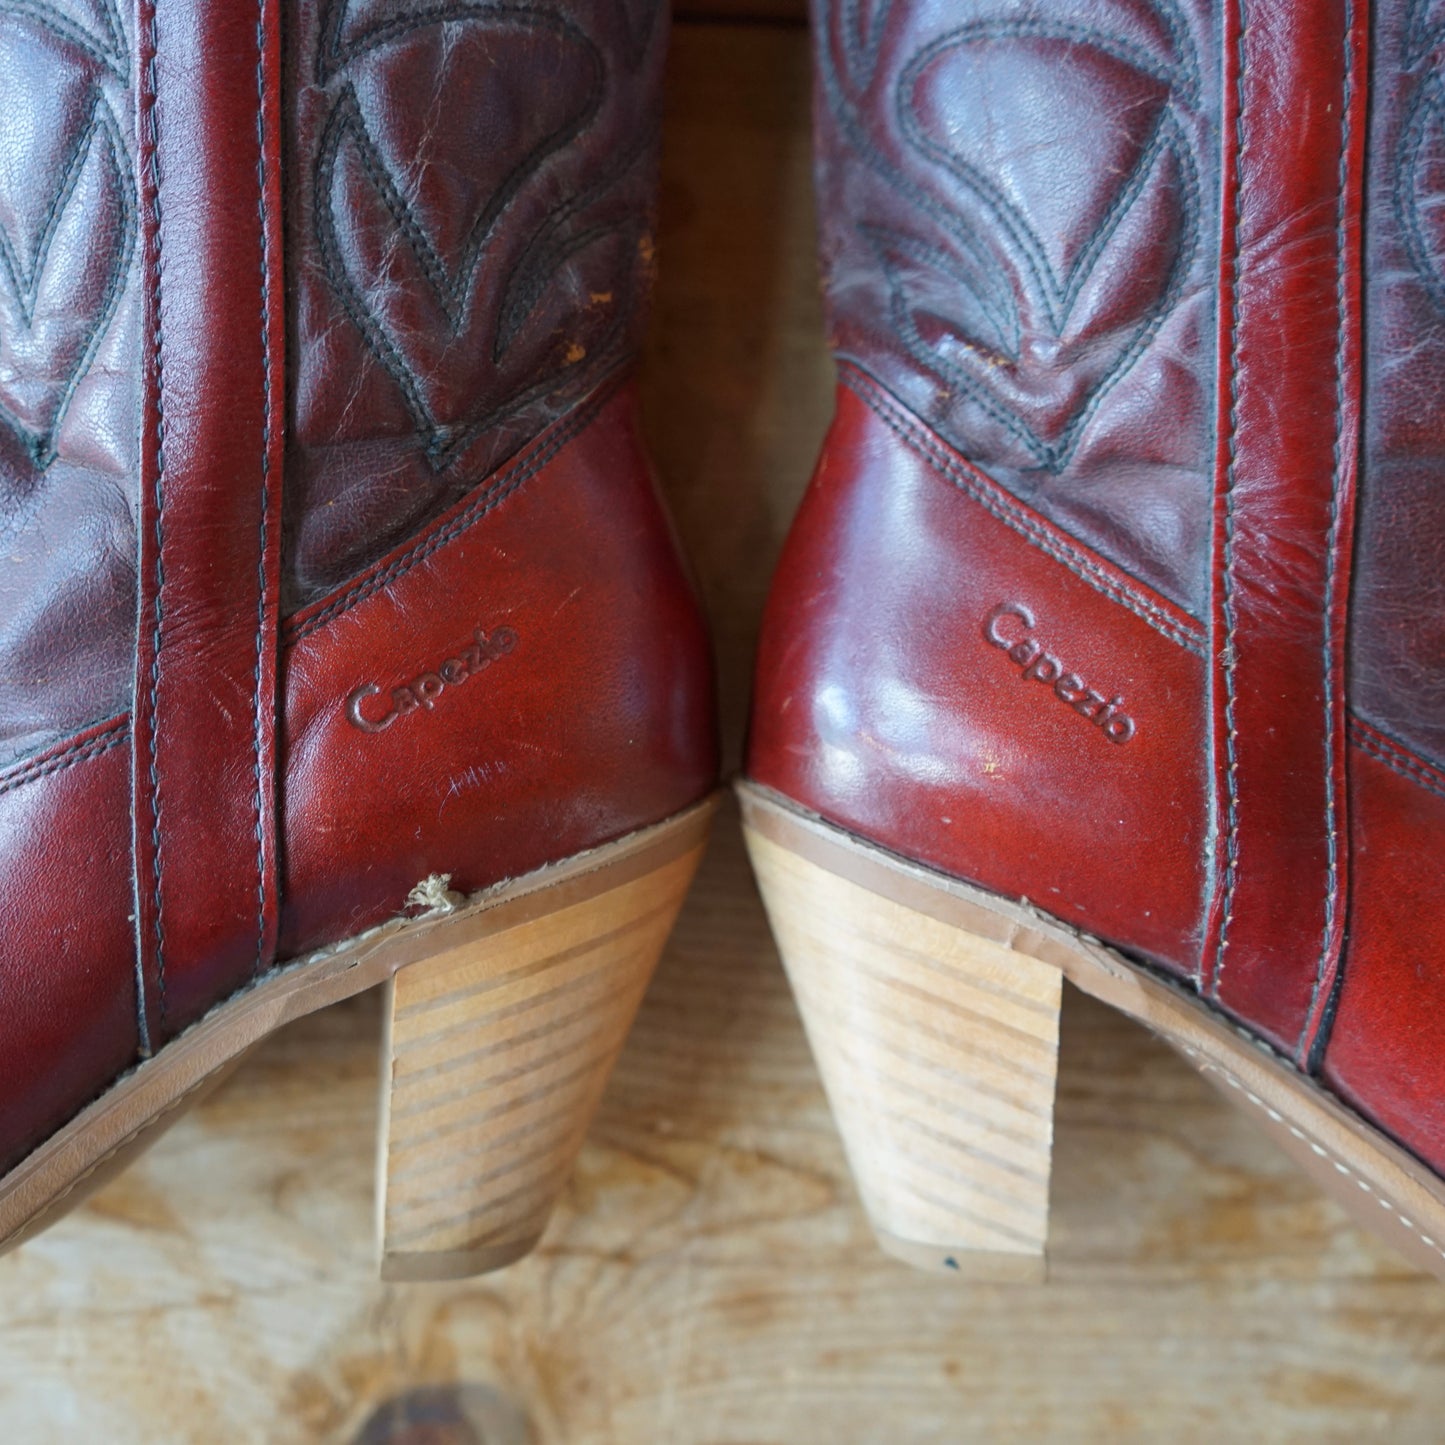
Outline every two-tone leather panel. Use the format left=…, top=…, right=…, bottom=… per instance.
left=0, top=383, right=717, bottom=1174
left=811, top=0, right=1221, bottom=617
left=284, top=0, right=668, bottom=609
left=748, top=371, right=1211, bottom=973
left=278, top=381, right=717, bottom=957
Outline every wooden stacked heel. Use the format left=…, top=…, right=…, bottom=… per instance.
left=740, top=788, right=1061, bottom=1279
left=377, top=813, right=709, bottom=1281
left=739, top=781, right=1445, bottom=1285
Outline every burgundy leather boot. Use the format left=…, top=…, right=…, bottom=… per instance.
left=741, top=0, right=1445, bottom=1278
left=0, top=0, right=716, bottom=1277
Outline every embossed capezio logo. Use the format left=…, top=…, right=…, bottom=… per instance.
left=983, top=603, right=1136, bottom=744
left=346, top=624, right=518, bottom=733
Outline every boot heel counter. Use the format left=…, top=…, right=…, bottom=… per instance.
left=748, top=373, right=1210, bottom=976
left=279, top=383, right=717, bottom=957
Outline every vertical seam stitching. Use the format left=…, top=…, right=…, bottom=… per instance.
left=1297, top=0, right=1354, bottom=1061
left=143, top=0, right=168, bottom=1033
left=251, top=0, right=273, bottom=977
left=1210, top=0, right=1248, bottom=997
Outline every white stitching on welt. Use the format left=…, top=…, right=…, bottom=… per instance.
left=1174, top=1041, right=1445, bottom=1261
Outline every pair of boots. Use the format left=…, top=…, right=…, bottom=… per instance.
left=1, top=0, right=1441, bottom=1283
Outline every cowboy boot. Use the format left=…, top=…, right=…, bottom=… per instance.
left=740, top=0, right=1445, bottom=1278
left=0, top=0, right=716, bottom=1278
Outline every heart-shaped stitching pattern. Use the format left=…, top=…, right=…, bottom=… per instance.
left=819, top=2, right=1201, bottom=473
left=314, top=0, right=655, bottom=470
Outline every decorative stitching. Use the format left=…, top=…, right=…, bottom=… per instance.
left=1397, top=70, right=1445, bottom=311
left=1349, top=717, right=1445, bottom=802
left=0, top=0, right=127, bottom=74
left=844, top=366, right=1208, bottom=654
left=1298, top=1, right=1355, bottom=1063
left=311, top=4, right=630, bottom=470
left=0, top=88, right=136, bottom=466
left=1209, top=0, right=1248, bottom=1000
left=285, top=381, right=612, bottom=642
left=252, top=0, right=274, bottom=978
left=1173, top=1040, right=1445, bottom=1266
left=142, top=0, right=167, bottom=1036
left=493, top=122, right=655, bottom=361
left=839, top=0, right=893, bottom=86
left=0, top=718, right=128, bottom=798
left=1406, top=0, right=1445, bottom=65
left=862, top=221, right=1020, bottom=368
left=897, top=23, right=1190, bottom=334
left=819, top=3, right=1203, bottom=475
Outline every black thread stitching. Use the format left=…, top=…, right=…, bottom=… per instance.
left=1297, top=0, right=1355, bottom=1062
left=1210, top=0, right=1249, bottom=999
left=843, top=366, right=1208, bottom=654
left=493, top=121, right=656, bottom=362
left=252, top=0, right=274, bottom=978
left=1350, top=718, right=1445, bottom=803
left=862, top=220, right=1020, bottom=365
left=1406, top=0, right=1445, bottom=65
left=0, top=94, right=136, bottom=467
left=0, top=717, right=128, bottom=797
left=142, top=1, right=167, bottom=1034
left=898, top=24, right=1190, bottom=332
left=1396, top=70, right=1445, bottom=310
left=312, top=12, right=607, bottom=467
left=875, top=110, right=1199, bottom=470
left=285, top=381, right=612, bottom=642
left=839, top=0, right=893, bottom=86
left=0, top=0, right=127, bottom=75
left=819, top=5, right=1203, bottom=475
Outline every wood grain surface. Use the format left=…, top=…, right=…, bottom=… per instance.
left=2, top=22, right=1444, bottom=1445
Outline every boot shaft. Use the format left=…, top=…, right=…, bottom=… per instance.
left=0, top=0, right=667, bottom=766
left=748, top=0, right=1445, bottom=1174
left=0, top=0, right=716, bottom=1172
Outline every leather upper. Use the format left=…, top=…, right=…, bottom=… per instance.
left=0, top=0, right=716, bottom=1174
left=0, top=0, right=667, bottom=768
left=812, top=0, right=1222, bottom=617
left=751, top=0, right=1445, bottom=1179
left=0, top=0, right=141, bottom=771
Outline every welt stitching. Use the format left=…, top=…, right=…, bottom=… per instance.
left=1211, top=0, right=1248, bottom=997
left=0, top=720, right=128, bottom=796
left=143, top=1, right=168, bottom=1028
left=1298, top=2, right=1354, bottom=1060
left=845, top=369, right=1207, bottom=653
left=1349, top=720, right=1445, bottom=802
left=286, top=389, right=606, bottom=642
left=252, top=0, right=274, bottom=978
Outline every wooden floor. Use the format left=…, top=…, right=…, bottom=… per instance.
left=4, top=21, right=1445, bottom=1445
